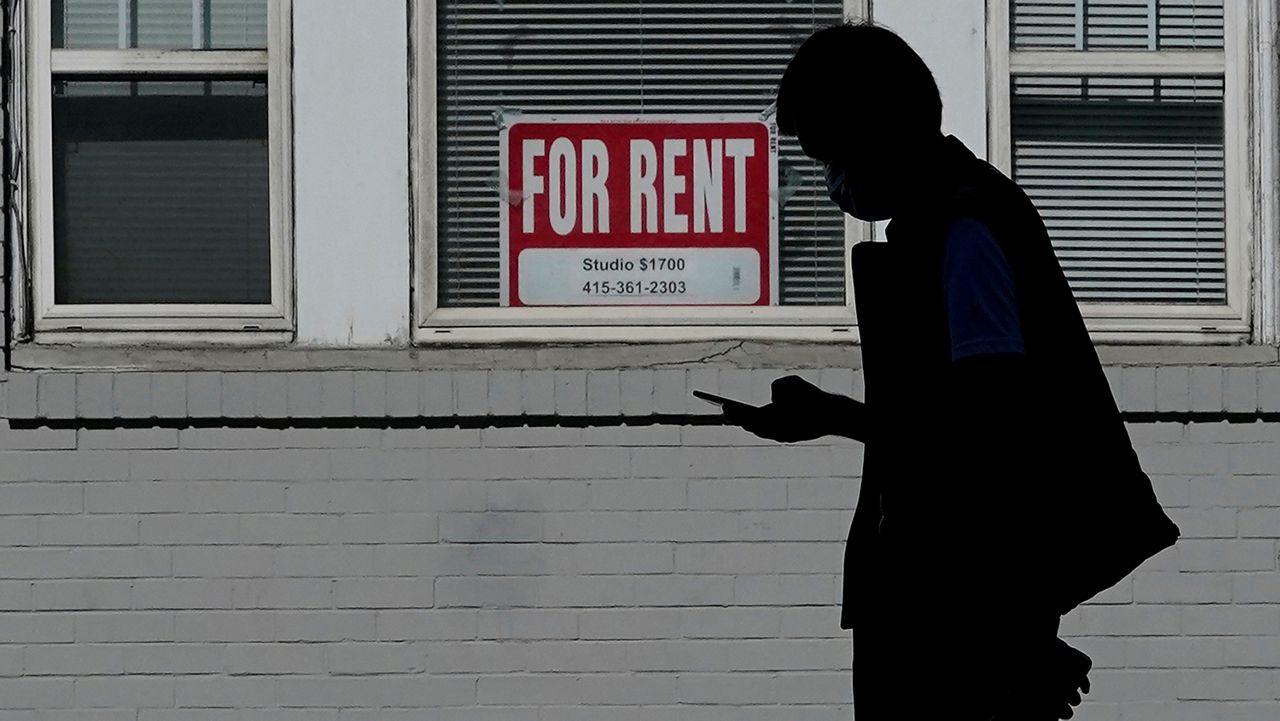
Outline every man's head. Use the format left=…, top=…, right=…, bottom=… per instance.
left=776, top=21, right=944, bottom=220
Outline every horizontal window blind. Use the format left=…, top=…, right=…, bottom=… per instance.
left=1012, top=0, right=1223, bottom=50
left=437, top=0, right=848, bottom=308
left=1011, top=75, right=1225, bottom=304
left=52, top=80, right=271, bottom=305
left=52, top=0, right=268, bottom=49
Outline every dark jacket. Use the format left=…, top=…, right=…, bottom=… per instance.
left=841, top=135, right=1180, bottom=715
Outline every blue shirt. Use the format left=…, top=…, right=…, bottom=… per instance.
left=943, top=217, right=1025, bottom=361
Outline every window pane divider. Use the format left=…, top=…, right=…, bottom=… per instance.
left=51, top=49, right=268, bottom=75
left=1010, top=50, right=1224, bottom=74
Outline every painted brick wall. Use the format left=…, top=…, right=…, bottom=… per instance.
left=0, top=370, right=1277, bottom=719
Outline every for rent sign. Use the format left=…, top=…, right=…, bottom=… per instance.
left=498, top=115, right=778, bottom=307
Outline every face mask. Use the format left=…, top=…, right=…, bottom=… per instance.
left=824, top=161, right=895, bottom=222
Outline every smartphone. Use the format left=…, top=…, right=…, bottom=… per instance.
left=691, top=389, right=758, bottom=414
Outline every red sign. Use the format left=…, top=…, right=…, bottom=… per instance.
left=498, top=114, right=779, bottom=307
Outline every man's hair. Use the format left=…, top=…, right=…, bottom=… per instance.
left=776, top=21, right=942, bottom=143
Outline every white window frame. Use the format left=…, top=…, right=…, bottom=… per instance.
left=987, top=0, right=1269, bottom=344
left=21, top=0, right=294, bottom=339
left=411, top=0, right=873, bottom=344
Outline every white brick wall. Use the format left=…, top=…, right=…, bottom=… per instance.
left=0, top=392, right=1277, bottom=718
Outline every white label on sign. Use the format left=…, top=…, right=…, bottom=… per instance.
left=517, top=248, right=762, bottom=305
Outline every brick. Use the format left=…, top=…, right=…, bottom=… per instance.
left=488, top=479, right=586, bottom=512
left=86, top=482, right=184, bottom=514
left=1084, top=670, right=1180, bottom=702
left=776, top=672, right=850, bottom=705
left=277, top=610, right=376, bottom=642
left=522, top=370, right=557, bottom=415
left=1133, top=572, right=1232, bottom=604
left=578, top=609, right=680, bottom=637
left=274, top=545, right=375, bottom=578
left=1167, top=507, right=1237, bottom=538
left=0, top=580, right=33, bottom=610
left=529, top=447, right=629, bottom=479
left=544, top=512, right=643, bottom=543
left=677, top=673, right=777, bottom=704
left=1177, top=540, right=1277, bottom=572
left=186, top=372, right=222, bottom=418
left=1154, top=366, right=1190, bottom=413
left=112, top=373, right=153, bottom=418
left=37, top=515, right=138, bottom=546
left=482, top=426, right=581, bottom=448
left=1188, top=366, right=1224, bottom=412
left=173, top=547, right=272, bottom=578
left=76, top=676, right=174, bottom=708
left=737, top=511, right=848, bottom=542
left=180, top=428, right=281, bottom=450
left=533, top=574, right=636, bottom=610
left=787, top=478, right=857, bottom=510
left=231, top=579, right=331, bottom=609
left=134, top=579, right=236, bottom=609
left=286, top=371, right=323, bottom=418
left=381, top=427, right=481, bottom=449
left=75, top=612, right=174, bottom=642
left=1079, top=605, right=1181, bottom=636
left=717, top=368, right=753, bottom=405
left=333, top=579, right=432, bottom=609
left=453, top=370, right=488, bottom=415
left=81, top=428, right=179, bottom=450
left=1103, top=366, right=1122, bottom=400
left=0, top=483, right=81, bottom=514
left=1224, top=367, right=1259, bottom=413
left=140, top=514, right=238, bottom=545
left=75, top=373, right=114, bottom=419
left=1125, top=637, right=1226, bottom=669
left=375, top=610, right=476, bottom=641
left=385, top=371, right=420, bottom=417
left=253, top=372, right=288, bottom=418
left=581, top=674, right=678, bottom=705
left=1181, top=605, right=1279, bottom=635
left=38, top=373, right=77, bottom=418
left=580, top=425, right=680, bottom=447
left=352, top=370, right=388, bottom=417
left=1223, top=637, right=1280, bottom=667
left=32, top=580, right=131, bottom=611
left=686, top=368, right=720, bottom=417
left=688, top=478, right=786, bottom=509
left=734, top=574, right=836, bottom=605
left=0, top=679, right=73, bottom=709
left=620, top=370, right=655, bottom=414
left=274, top=676, right=475, bottom=708
left=340, top=513, right=437, bottom=543
left=653, top=369, right=687, bottom=414
left=478, top=609, right=578, bottom=640
left=24, top=644, right=125, bottom=676
left=1229, top=443, right=1280, bottom=475
left=477, top=675, right=581, bottom=705
left=1179, top=670, right=1280, bottom=700
left=329, top=642, right=425, bottom=674
left=524, top=642, right=629, bottom=676
left=0, top=425, right=75, bottom=450
left=1186, top=475, right=1280, bottom=507
left=589, top=479, right=686, bottom=510
left=1120, top=366, right=1157, bottom=412
left=319, top=371, right=354, bottom=417
left=489, top=370, right=523, bottom=415
left=552, top=543, right=673, bottom=575
left=433, top=577, right=540, bottom=608
left=69, top=548, right=171, bottom=578
left=1233, top=573, right=1280, bottom=603
left=174, top=676, right=274, bottom=708
left=222, top=643, right=327, bottom=675
left=174, top=611, right=273, bottom=642
left=151, top=373, right=188, bottom=419
left=421, top=371, right=455, bottom=416
left=633, top=575, right=734, bottom=606
left=219, top=372, right=256, bottom=418
left=587, top=370, right=622, bottom=415
left=780, top=606, right=839, bottom=638
left=239, top=513, right=341, bottom=544
left=1134, top=444, right=1228, bottom=475
left=555, top=370, right=587, bottom=416
left=1259, top=367, right=1280, bottom=411
left=680, top=607, right=779, bottom=638
left=6, top=373, right=38, bottom=419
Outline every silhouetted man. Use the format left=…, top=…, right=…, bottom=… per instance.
left=720, top=21, right=1180, bottom=720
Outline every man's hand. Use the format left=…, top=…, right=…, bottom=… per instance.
left=721, top=375, right=866, bottom=443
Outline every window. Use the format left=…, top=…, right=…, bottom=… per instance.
left=414, top=0, right=872, bottom=342
left=989, top=0, right=1257, bottom=342
left=24, top=0, right=292, bottom=335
